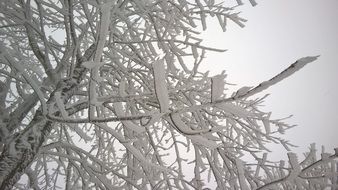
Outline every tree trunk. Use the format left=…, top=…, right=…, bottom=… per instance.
left=0, top=113, right=51, bottom=189
left=0, top=44, right=95, bottom=189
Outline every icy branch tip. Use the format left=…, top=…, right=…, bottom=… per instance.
left=296, top=55, right=320, bottom=65
left=237, top=55, right=320, bottom=99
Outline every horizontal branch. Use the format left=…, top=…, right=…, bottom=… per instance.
left=114, top=39, right=227, bottom=52
left=48, top=57, right=319, bottom=125
left=46, top=113, right=152, bottom=124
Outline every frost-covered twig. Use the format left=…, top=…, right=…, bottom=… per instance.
left=88, top=2, right=113, bottom=120
left=114, top=39, right=227, bottom=52
left=233, top=56, right=319, bottom=99
left=0, top=47, right=48, bottom=116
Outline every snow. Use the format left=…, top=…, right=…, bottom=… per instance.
left=236, top=0, right=244, bottom=5
left=192, top=45, right=199, bottom=59
left=0, top=1, right=335, bottom=189
left=87, top=2, right=113, bottom=120
left=249, top=0, right=257, bottom=6
left=170, top=113, right=218, bottom=149
left=216, top=14, right=227, bottom=32
left=243, top=56, right=319, bottom=98
left=54, top=91, right=68, bottom=119
left=211, top=74, right=226, bottom=102
left=262, top=112, right=271, bottom=135
left=94, top=3, right=112, bottom=61
left=153, top=59, right=170, bottom=113
left=95, top=123, right=170, bottom=173
left=8, top=141, right=17, bottom=157
left=68, top=124, right=91, bottom=142
left=234, top=86, right=252, bottom=97
left=123, top=142, right=172, bottom=173
left=216, top=103, right=255, bottom=118
left=140, top=112, right=164, bottom=127
left=1, top=49, right=48, bottom=116
left=118, top=79, right=127, bottom=97
left=81, top=61, right=104, bottom=69
left=114, top=102, right=145, bottom=134
left=235, top=158, right=250, bottom=190
left=187, top=135, right=219, bottom=149
left=287, top=152, right=301, bottom=181
left=170, top=113, right=210, bottom=135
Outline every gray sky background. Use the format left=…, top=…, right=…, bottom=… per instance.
left=200, top=0, right=338, bottom=160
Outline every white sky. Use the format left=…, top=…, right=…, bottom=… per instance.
left=200, top=0, right=338, bottom=160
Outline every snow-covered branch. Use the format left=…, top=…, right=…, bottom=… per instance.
left=0, top=0, right=336, bottom=189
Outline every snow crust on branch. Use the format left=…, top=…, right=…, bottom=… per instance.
left=237, top=56, right=319, bottom=99
left=114, top=102, right=145, bottom=134
left=0, top=0, right=336, bottom=189
left=211, top=74, right=226, bottom=102
left=0, top=45, right=48, bottom=116
left=236, top=158, right=250, bottom=190
left=153, top=59, right=170, bottom=113
left=170, top=113, right=210, bottom=135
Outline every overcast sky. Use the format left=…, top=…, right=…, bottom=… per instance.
left=200, top=0, right=338, bottom=160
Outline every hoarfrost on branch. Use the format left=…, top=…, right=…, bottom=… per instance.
left=0, top=0, right=337, bottom=189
